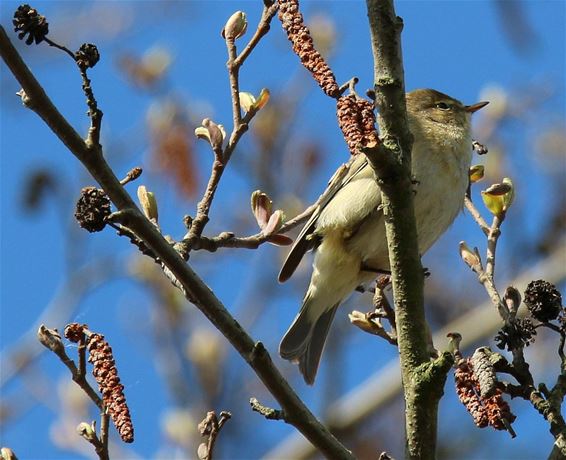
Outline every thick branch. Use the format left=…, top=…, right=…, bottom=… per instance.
left=366, top=1, right=443, bottom=459
left=0, top=26, right=352, bottom=460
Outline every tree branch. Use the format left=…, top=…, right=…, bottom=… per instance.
left=365, top=1, right=448, bottom=458
left=0, top=25, right=352, bottom=460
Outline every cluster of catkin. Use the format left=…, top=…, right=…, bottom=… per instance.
left=278, top=0, right=376, bottom=155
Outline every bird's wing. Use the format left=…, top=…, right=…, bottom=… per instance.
left=278, top=154, right=370, bottom=282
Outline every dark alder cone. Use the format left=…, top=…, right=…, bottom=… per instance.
left=336, top=95, right=377, bottom=155
left=75, top=43, right=100, bottom=69
left=87, top=333, right=134, bottom=443
left=13, top=4, right=49, bottom=45
left=524, top=280, right=563, bottom=322
left=494, top=318, right=536, bottom=351
left=277, top=0, right=339, bottom=98
left=74, top=187, right=111, bottom=232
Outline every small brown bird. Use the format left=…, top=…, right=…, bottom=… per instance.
left=278, top=89, right=488, bottom=384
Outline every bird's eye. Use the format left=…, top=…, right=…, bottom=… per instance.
left=435, top=102, right=450, bottom=110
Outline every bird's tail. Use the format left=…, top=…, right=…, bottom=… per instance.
left=279, top=293, right=339, bottom=385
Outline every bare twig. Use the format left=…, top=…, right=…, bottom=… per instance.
left=79, top=65, right=103, bottom=148
left=374, top=277, right=396, bottom=331
left=464, top=195, right=490, bottom=236
left=485, top=214, right=504, bottom=279
left=119, top=167, right=143, bottom=186
left=234, top=3, right=279, bottom=67
left=226, top=36, right=243, bottom=128
left=250, top=397, right=286, bottom=421
left=197, top=411, right=232, bottom=460
left=43, top=36, right=75, bottom=59
left=100, top=415, right=109, bottom=456
left=37, top=325, right=103, bottom=408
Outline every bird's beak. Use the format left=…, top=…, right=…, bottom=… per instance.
left=465, top=101, right=489, bottom=113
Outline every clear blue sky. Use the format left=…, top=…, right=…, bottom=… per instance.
left=1, top=1, right=565, bottom=459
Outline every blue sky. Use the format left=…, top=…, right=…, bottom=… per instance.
left=1, top=1, right=565, bottom=459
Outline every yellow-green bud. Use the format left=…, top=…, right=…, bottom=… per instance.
left=254, top=88, right=270, bottom=110
left=481, top=182, right=512, bottom=216
left=469, top=164, right=485, bottom=183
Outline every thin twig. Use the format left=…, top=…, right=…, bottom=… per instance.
left=374, top=277, right=396, bottom=331
left=79, top=66, right=103, bottom=148
left=250, top=397, right=286, bottom=421
left=184, top=157, right=227, bottom=248
left=100, top=414, right=110, bottom=457
left=44, top=37, right=75, bottom=60
left=234, top=3, right=279, bottom=68
left=37, top=325, right=103, bottom=409
left=106, top=218, right=159, bottom=261
left=485, top=214, right=504, bottom=279
left=464, top=195, right=490, bottom=236
left=198, top=411, right=232, bottom=460
left=226, top=37, right=243, bottom=127
left=349, top=277, right=397, bottom=344
left=119, top=167, right=143, bottom=186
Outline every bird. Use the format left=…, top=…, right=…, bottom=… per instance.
left=278, top=89, right=489, bottom=384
